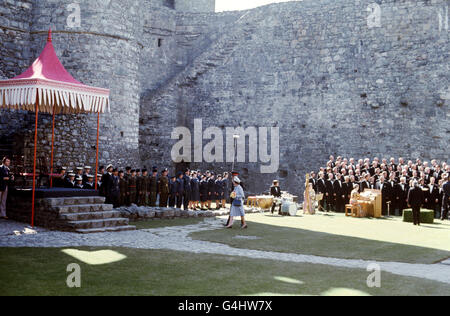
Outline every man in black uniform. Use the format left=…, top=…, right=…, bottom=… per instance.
left=333, top=173, right=345, bottom=212
left=316, top=172, right=327, bottom=212
left=325, top=173, right=335, bottom=212
left=102, top=164, right=114, bottom=204
left=175, top=172, right=184, bottom=209
left=168, top=175, right=177, bottom=208
left=408, top=180, right=424, bottom=226
left=207, top=172, right=216, bottom=210
left=441, top=174, right=450, bottom=221
left=149, top=167, right=159, bottom=207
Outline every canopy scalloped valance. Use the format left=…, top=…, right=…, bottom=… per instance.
left=0, top=78, right=110, bottom=114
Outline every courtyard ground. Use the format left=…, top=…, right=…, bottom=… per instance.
left=0, top=212, right=449, bottom=296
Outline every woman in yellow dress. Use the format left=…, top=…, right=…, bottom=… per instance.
left=303, top=183, right=316, bottom=215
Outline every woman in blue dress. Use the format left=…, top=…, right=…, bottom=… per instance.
left=225, top=177, right=248, bottom=229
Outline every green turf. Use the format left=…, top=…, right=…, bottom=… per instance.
left=133, top=218, right=204, bottom=230
left=0, top=247, right=448, bottom=296
left=190, top=219, right=450, bottom=264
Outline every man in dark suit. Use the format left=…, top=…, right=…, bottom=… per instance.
left=441, top=174, right=450, bottom=221
left=360, top=174, right=370, bottom=193
left=325, top=173, right=335, bottom=212
left=408, top=180, right=424, bottom=225
left=270, top=180, right=282, bottom=214
left=309, top=171, right=317, bottom=193
left=317, top=172, right=327, bottom=212
left=376, top=176, right=391, bottom=216
left=426, top=177, right=440, bottom=217
left=0, top=157, right=13, bottom=219
left=395, top=177, right=409, bottom=216
left=333, top=173, right=345, bottom=212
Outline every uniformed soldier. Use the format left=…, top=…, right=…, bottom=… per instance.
left=207, top=172, right=216, bottom=210
left=149, top=167, right=159, bottom=207
left=128, top=169, right=137, bottom=206
left=54, top=167, right=67, bottom=188
left=84, top=175, right=95, bottom=190
left=65, top=173, right=76, bottom=188
left=118, top=171, right=128, bottom=207
left=158, top=168, right=170, bottom=208
left=215, top=174, right=224, bottom=209
left=135, top=169, right=143, bottom=205
left=76, top=167, right=83, bottom=178
left=82, top=166, right=92, bottom=184
left=139, top=169, right=149, bottom=206
left=75, top=176, right=84, bottom=189
left=168, top=175, right=177, bottom=208
left=111, top=168, right=120, bottom=208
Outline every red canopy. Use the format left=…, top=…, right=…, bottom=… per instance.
left=0, top=29, right=109, bottom=227
left=0, top=29, right=109, bottom=114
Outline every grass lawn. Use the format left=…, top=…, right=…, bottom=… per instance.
left=191, top=213, right=450, bottom=264
left=1, top=247, right=449, bottom=296
left=133, top=217, right=205, bottom=230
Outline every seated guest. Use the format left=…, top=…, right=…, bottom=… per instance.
left=350, top=184, right=365, bottom=217
left=270, top=180, right=282, bottom=214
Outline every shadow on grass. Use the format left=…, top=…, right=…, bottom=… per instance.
left=190, top=219, right=450, bottom=264
left=1, top=247, right=449, bottom=296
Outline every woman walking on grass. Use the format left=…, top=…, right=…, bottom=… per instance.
left=225, top=177, right=247, bottom=229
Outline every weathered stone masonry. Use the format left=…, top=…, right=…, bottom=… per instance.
left=1, top=0, right=449, bottom=197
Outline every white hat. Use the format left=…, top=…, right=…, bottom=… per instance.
left=233, top=176, right=241, bottom=184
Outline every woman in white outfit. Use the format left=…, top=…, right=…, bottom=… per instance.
left=225, top=177, right=247, bottom=229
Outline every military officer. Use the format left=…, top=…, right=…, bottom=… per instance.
left=149, top=167, right=159, bottom=207
left=158, top=168, right=170, bottom=208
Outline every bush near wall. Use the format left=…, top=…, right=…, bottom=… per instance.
left=402, top=209, right=434, bottom=224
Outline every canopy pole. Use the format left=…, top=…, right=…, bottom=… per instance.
left=49, top=104, right=56, bottom=188
left=31, top=96, right=39, bottom=228
left=95, top=112, right=100, bottom=190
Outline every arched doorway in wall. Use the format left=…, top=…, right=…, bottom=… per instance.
left=175, top=159, right=190, bottom=175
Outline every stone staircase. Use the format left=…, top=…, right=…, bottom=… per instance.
left=41, top=196, right=136, bottom=234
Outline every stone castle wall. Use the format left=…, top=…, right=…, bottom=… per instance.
left=143, top=0, right=450, bottom=196
left=1, top=0, right=449, bottom=197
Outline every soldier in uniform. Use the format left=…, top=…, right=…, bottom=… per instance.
left=158, top=168, right=170, bottom=208
left=199, top=175, right=209, bottom=210
left=221, top=172, right=229, bottom=207
left=168, top=175, right=177, bottom=208
left=215, top=174, right=224, bottom=210
left=148, top=167, right=158, bottom=207
left=138, top=169, right=149, bottom=206
left=53, top=167, right=67, bottom=188
left=82, top=166, right=92, bottom=185
left=175, top=172, right=185, bottom=209
left=118, top=171, right=128, bottom=207
left=65, top=173, right=76, bottom=188
left=75, top=176, right=84, bottom=189
left=207, top=172, right=216, bottom=210
left=127, top=169, right=137, bottom=206
left=135, top=169, right=143, bottom=205
left=183, top=169, right=191, bottom=210
left=111, top=168, right=120, bottom=208
left=84, top=175, right=95, bottom=190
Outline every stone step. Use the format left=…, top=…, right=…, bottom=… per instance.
left=42, top=196, right=106, bottom=207
left=56, top=203, right=114, bottom=214
left=66, top=218, right=130, bottom=230
left=75, top=225, right=136, bottom=234
left=59, top=210, right=122, bottom=221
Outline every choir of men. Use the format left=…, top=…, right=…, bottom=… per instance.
left=310, top=156, right=449, bottom=219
